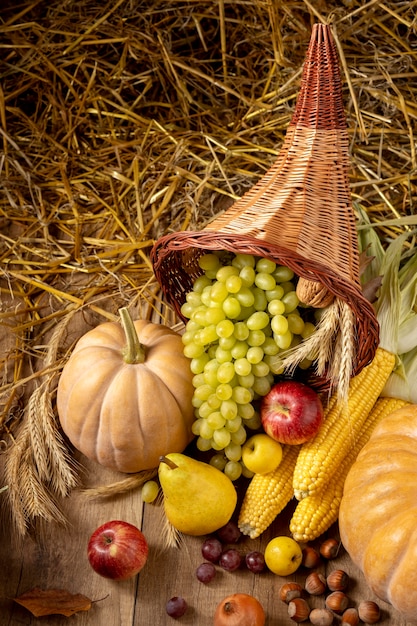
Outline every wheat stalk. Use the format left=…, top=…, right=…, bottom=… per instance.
left=82, top=468, right=158, bottom=499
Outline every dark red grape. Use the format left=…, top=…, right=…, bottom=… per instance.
left=245, top=550, right=266, bottom=573
left=219, top=548, right=242, bottom=572
left=216, top=521, right=241, bottom=544
left=201, top=537, right=223, bottom=563
left=166, top=596, right=188, bottom=618
left=196, top=561, right=217, bottom=583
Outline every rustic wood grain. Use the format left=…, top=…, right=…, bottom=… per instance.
left=0, top=453, right=413, bottom=625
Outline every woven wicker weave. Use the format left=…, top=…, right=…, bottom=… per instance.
left=150, top=24, right=379, bottom=382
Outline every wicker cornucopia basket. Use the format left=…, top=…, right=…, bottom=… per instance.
left=150, top=24, right=379, bottom=386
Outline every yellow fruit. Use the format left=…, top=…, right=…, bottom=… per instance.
left=264, top=536, right=302, bottom=576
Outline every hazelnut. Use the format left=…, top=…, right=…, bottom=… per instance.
left=326, top=569, right=349, bottom=591
left=279, top=582, right=303, bottom=604
left=288, top=597, right=310, bottom=622
left=325, top=590, right=349, bottom=614
left=341, top=607, right=360, bottom=625
left=309, top=607, right=334, bottom=625
left=319, top=538, right=340, bottom=559
left=305, top=571, right=327, bottom=595
left=358, top=600, right=381, bottom=623
left=302, top=545, right=321, bottom=568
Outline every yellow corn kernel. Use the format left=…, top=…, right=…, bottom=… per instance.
left=293, top=347, right=396, bottom=500
left=290, top=396, right=409, bottom=542
left=238, top=444, right=300, bottom=539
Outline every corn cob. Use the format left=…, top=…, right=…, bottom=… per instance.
left=293, top=346, right=396, bottom=500
left=238, top=443, right=300, bottom=539
left=290, top=396, right=409, bottom=542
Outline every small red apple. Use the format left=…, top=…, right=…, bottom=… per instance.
left=260, top=380, right=323, bottom=444
left=87, top=520, right=148, bottom=581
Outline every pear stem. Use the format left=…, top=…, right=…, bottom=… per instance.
left=119, top=307, right=146, bottom=364
left=159, top=456, right=178, bottom=470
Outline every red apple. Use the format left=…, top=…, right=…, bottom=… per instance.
left=260, top=380, right=323, bottom=444
left=87, top=520, right=148, bottom=580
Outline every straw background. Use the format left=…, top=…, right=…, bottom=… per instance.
left=1, top=1, right=416, bottom=501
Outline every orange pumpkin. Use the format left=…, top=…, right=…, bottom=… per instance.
left=339, top=405, right=417, bottom=623
left=57, top=308, right=195, bottom=473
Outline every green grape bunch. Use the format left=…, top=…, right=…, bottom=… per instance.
left=181, top=251, right=315, bottom=481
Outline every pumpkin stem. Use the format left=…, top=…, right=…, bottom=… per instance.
left=119, top=307, right=146, bottom=364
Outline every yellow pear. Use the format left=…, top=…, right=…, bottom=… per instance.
left=158, top=453, right=237, bottom=536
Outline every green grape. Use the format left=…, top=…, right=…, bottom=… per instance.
left=220, top=399, right=238, bottom=420
left=195, top=325, right=219, bottom=345
left=252, top=375, right=272, bottom=396
left=273, top=265, right=294, bottom=282
left=239, top=265, right=256, bottom=287
left=209, top=453, right=227, bottom=471
left=255, top=272, right=276, bottom=291
left=198, top=253, right=221, bottom=271
left=224, top=460, right=242, bottom=481
left=232, top=386, right=252, bottom=404
left=218, top=335, right=236, bottom=350
left=271, top=314, right=289, bottom=335
left=222, top=296, right=241, bottom=319
left=192, top=307, right=209, bottom=327
left=189, top=352, right=210, bottom=374
left=256, top=257, right=276, bottom=274
left=207, top=411, right=227, bottom=430
left=243, top=412, right=262, bottom=430
left=275, top=329, right=293, bottom=350
left=186, top=291, right=202, bottom=307
left=191, top=396, right=203, bottom=408
left=196, top=436, right=214, bottom=452
left=246, top=346, right=264, bottom=364
left=230, top=341, right=248, bottom=360
left=234, top=357, right=252, bottom=377
left=241, top=464, right=255, bottom=479
left=302, top=321, right=317, bottom=338
left=191, top=418, right=203, bottom=436
left=192, top=373, right=205, bottom=388
left=193, top=275, right=212, bottom=293
left=216, top=265, right=239, bottom=282
left=264, top=353, right=284, bottom=375
left=265, top=285, right=285, bottom=301
left=237, top=402, right=255, bottom=420
left=180, top=302, right=196, bottom=319
left=282, top=290, right=299, bottom=313
left=226, top=416, right=242, bottom=433
left=263, top=336, right=280, bottom=355
left=205, top=307, right=226, bottom=325
left=181, top=329, right=197, bottom=345
left=224, top=442, right=242, bottom=462
left=183, top=343, right=205, bottom=358
left=142, top=480, right=160, bottom=504
left=199, top=420, right=215, bottom=440
left=207, top=393, right=222, bottom=409
left=287, top=311, right=305, bottom=334
left=236, top=286, right=255, bottom=307
left=247, top=330, right=266, bottom=347
left=233, top=321, right=250, bottom=341
left=197, top=401, right=213, bottom=418
left=237, top=372, right=255, bottom=388
left=252, top=287, right=267, bottom=311
left=216, top=319, right=235, bottom=338
left=233, top=253, right=255, bottom=269
left=280, top=280, right=296, bottom=294
left=226, top=274, right=242, bottom=293
left=210, top=281, right=228, bottom=303
left=194, top=383, right=215, bottom=401
left=251, top=360, right=270, bottom=378
left=212, top=427, right=231, bottom=449
left=230, top=424, right=247, bottom=445
left=246, top=310, right=269, bottom=330
left=216, top=361, right=235, bottom=384
left=216, top=383, right=233, bottom=400
left=200, top=286, right=213, bottom=307
left=267, top=298, right=286, bottom=316
left=215, top=346, right=233, bottom=364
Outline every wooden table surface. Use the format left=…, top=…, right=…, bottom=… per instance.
left=0, top=447, right=413, bottom=626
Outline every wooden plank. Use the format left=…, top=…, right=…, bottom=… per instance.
left=0, top=455, right=413, bottom=625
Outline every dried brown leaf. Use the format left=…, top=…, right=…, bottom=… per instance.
left=14, top=587, right=92, bottom=617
